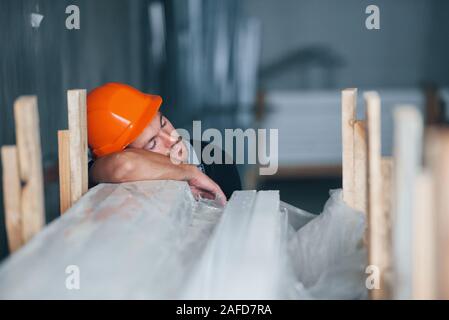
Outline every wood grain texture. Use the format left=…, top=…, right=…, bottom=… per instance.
left=67, top=90, right=88, bottom=205
left=342, top=88, right=357, bottom=207
left=13, top=96, right=45, bottom=243
left=434, top=132, right=449, bottom=299
left=412, top=169, right=436, bottom=299
left=353, top=120, right=367, bottom=214
left=1, top=146, right=23, bottom=252
left=425, top=128, right=449, bottom=299
left=378, top=156, right=394, bottom=299
left=365, top=91, right=384, bottom=299
left=58, top=130, right=71, bottom=214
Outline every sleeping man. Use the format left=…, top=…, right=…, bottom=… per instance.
left=87, top=83, right=242, bottom=205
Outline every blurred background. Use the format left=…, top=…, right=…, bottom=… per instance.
left=0, top=0, right=448, bottom=259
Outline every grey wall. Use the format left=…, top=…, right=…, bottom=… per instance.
left=245, top=0, right=449, bottom=90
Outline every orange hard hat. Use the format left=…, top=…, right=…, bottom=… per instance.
left=87, top=82, right=162, bottom=157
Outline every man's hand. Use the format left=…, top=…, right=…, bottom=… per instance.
left=183, top=166, right=227, bottom=205
left=90, top=148, right=227, bottom=205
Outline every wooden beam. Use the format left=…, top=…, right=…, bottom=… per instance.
left=58, top=130, right=71, bottom=214
left=342, top=88, right=357, bottom=207
left=14, top=96, right=45, bottom=243
left=392, top=106, right=423, bottom=300
left=1, top=146, right=23, bottom=253
left=353, top=120, right=367, bottom=214
left=67, top=90, right=88, bottom=205
left=378, top=156, right=394, bottom=299
left=412, top=169, right=436, bottom=299
left=425, top=128, right=449, bottom=299
left=365, top=91, right=384, bottom=299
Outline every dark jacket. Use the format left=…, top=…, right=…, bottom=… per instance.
left=195, top=140, right=241, bottom=200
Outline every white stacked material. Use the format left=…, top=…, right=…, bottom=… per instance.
left=262, top=89, right=424, bottom=166
left=0, top=181, right=222, bottom=299
left=183, top=190, right=290, bottom=299
left=0, top=181, right=367, bottom=299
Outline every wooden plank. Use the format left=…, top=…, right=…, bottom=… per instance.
left=435, top=131, right=449, bottom=299
left=342, top=88, right=357, bottom=207
left=378, top=156, right=394, bottom=299
left=365, top=91, right=384, bottom=299
left=58, top=130, right=71, bottom=214
left=425, top=128, right=449, bottom=299
left=412, top=169, right=436, bottom=299
left=1, top=146, right=23, bottom=252
left=392, top=106, right=423, bottom=300
left=436, top=131, right=449, bottom=299
left=14, top=96, right=45, bottom=243
left=67, top=90, right=88, bottom=205
left=353, top=120, right=367, bottom=214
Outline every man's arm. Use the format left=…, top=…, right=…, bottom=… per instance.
left=90, top=148, right=227, bottom=204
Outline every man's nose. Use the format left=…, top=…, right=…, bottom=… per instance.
left=160, top=130, right=180, bottom=147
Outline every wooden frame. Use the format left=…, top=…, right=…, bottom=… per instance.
left=1, top=96, right=45, bottom=252
left=342, top=90, right=449, bottom=299
left=58, top=90, right=88, bottom=214
left=341, top=89, right=393, bottom=299
left=58, top=130, right=71, bottom=214
left=341, top=88, right=357, bottom=207
left=1, top=146, right=23, bottom=252
left=424, top=128, right=449, bottom=299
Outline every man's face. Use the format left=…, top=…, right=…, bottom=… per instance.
left=128, top=112, right=188, bottom=163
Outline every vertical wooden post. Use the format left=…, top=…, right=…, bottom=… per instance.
left=67, top=90, right=88, bottom=205
left=365, top=91, right=385, bottom=299
left=353, top=120, right=368, bottom=213
left=380, top=156, right=394, bottom=298
left=14, top=96, right=45, bottom=243
left=392, top=106, right=423, bottom=299
left=412, top=169, right=436, bottom=299
left=342, top=88, right=357, bottom=207
left=58, top=130, right=71, bottom=214
left=425, top=128, right=449, bottom=299
left=1, top=146, right=23, bottom=252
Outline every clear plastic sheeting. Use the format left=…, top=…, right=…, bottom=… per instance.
left=287, top=190, right=368, bottom=299
left=0, top=181, right=367, bottom=299
left=183, top=190, right=289, bottom=299
left=0, top=181, right=223, bottom=299
left=281, top=200, right=316, bottom=231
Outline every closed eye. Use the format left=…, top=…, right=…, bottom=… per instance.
left=144, top=138, right=157, bottom=150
